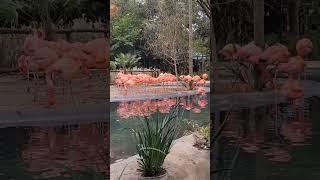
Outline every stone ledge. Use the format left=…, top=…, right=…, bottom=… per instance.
left=0, top=103, right=107, bottom=127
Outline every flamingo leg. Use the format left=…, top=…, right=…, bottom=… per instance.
left=32, top=72, right=38, bottom=102
left=45, top=71, right=55, bottom=107
left=124, top=85, right=128, bottom=96
left=26, top=67, right=31, bottom=93
left=69, top=80, right=77, bottom=107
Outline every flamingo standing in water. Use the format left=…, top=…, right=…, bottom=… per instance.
left=278, top=38, right=313, bottom=105
left=277, top=56, right=305, bottom=79
left=259, top=43, right=291, bottom=64
left=18, top=28, right=108, bottom=107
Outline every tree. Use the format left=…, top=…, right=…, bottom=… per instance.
left=188, top=0, right=193, bottom=75
left=145, top=0, right=188, bottom=78
left=110, top=0, right=145, bottom=60
left=196, top=0, right=218, bottom=88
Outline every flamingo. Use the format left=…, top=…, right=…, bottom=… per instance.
left=281, top=78, right=304, bottom=101
left=123, top=79, right=136, bottom=96
left=236, top=41, right=263, bottom=64
left=82, top=38, right=108, bottom=69
left=192, top=75, right=201, bottom=82
left=192, top=107, right=201, bottom=113
left=219, top=43, right=240, bottom=60
left=202, top=73, right=208, bottom=80
left=197, top=87, right=206, bottom=95
left=197, top=79, right=206, bottom=86
left=296, top=38, right=313, bottom=59
left=259, top=43, right=290, bottom=64
left=277, top=56, right=305, bottom=79
left=198, top=99, right=208, bottom=108
left=19, top=28, right=109, bottom=106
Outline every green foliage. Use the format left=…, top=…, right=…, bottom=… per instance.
left=182, top=119, right=210, bottom=148
left=193, top=38, right=209, bottom=55
left=310, top=30, right=320, bottom=60
left=110, top=61, right=117, bottom=70
left=134, top=106, right=182, bottom=177
left=0, top=0, right=22, bottom=26
left=114, top=53, right=141, bottom=70
left=111, top=0, right=145, bottom=59
left=198, top=125, right=210, bottom=141
left=0, top=0, right=105, bottom=28
left=265, top=33, right=281, bottom=46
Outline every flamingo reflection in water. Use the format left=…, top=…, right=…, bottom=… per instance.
left=116, top=95, right=208, bottom=119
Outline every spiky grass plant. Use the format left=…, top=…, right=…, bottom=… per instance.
left=135, top=105, right=182, bottom=177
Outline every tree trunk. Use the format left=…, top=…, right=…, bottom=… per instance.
left=173, top=23, right=179, bottom=79
left=209, top=0, right=218, bottom=91
left=294, top=0, right=300, bottom=37
left=188, top=0, right=193, bottom=75
left=253, top=0, right=265, bottom=47
left=40, top=0, right=55, bottom=41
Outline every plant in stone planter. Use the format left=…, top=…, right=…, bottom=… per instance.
left=134, top=105, right=182, bottom=179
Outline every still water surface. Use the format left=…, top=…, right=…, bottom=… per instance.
left=0, top=123, right=108, bottom=179
left=212, top=97, right=320, bottom=180
left=110, top=94, right=210, bottom=163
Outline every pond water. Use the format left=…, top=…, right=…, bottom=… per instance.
left=110, top=94, right=210, bottom=163
left=0, top=122, right=109, bottom=180
left=212, top=97, right=320, bottom=180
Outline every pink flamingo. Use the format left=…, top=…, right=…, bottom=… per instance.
left=202, top=73, right=208, bottom=80
left=236, top=41, right=263, bottom=64
left=219, top=43, right=241, bottom=60
left=296, top=38, right=313, bottom=59
left=281, top=78, right=304, bottom=103
left=277, top=56, right=305, bottom=79
left=197, top=87, right=206, bottom=95
left=259, top=43, right=290, bottom=64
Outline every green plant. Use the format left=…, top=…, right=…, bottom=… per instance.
left=134, top=105, right=182, bottom=177
left=110, top=61, right=117, bottom=70
left=114, top=53, right=141, bottom=70
left=198, top=125, right=210, bottom=142
left=111, top=0, right=144, bottom=59
left=183, top=119, right=210, bottom=149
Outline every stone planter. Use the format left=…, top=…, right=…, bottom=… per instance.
left=138, top=170, right=168, bottom=180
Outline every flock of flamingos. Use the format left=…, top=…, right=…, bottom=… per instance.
left=114, top=72, right=208, bottom=96
left=219, top=38, right=313, bottom=102
left=16, top=26, right=312, bottom=108
left=17, top=29, right=108, bottom=107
